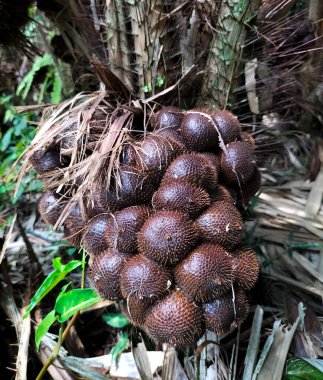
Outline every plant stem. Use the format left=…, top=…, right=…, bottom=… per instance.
left=81, top=247, right=86, bottom=289
left=36, top=324, right=63, bottom=380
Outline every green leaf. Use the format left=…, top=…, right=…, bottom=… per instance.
left=16, top=53, right=54, bottom=99
left=0, top=128, right=13, bottom=151
left=13, top=115, right=27, bottom=136
left=284, top=357, right=323, bottom=380
left=4, top=108, right=15, bottom=123
left=55, top=288, right=101, bottom=323
left=23, top=259, right=82, bottom=317
left=57, top=282, right=71, bottom=300
left=103, top=313, right=129, bottom=328
left=111, top=332, right=129, bottom=364
left=50, top=72, right=63, bottom=104
left=52, top=257, right=63, bottom=271
left=11, top=184, right=25, bottom=204
left=35, top=310, right=57, bottom=352
left=302, top=359, right=323, bottom=374
left=64, top=260, right=83, bottom=273
left=0, top=94, right=13, bottom=104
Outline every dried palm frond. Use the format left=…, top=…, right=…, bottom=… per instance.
left=15, top=88, right=150, bottom=227
left=234, top=0, right=323, bottom=131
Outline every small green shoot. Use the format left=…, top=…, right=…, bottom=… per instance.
left=31, top=253, right=101, bottom=352
left=35, top=310, right=57, bottom=351
left=24, top=257, right=82, bottom=317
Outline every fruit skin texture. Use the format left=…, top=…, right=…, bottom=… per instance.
left=137, top=134, right=185, bottom=177
left=145, top=290, right=205, bottom=347
left=105, top=206, right=151, bottom=254
left=209, top=184, right=234, bottom=204
left=195, top=201, right=243, bottom=250
left=120, top=144, right=139, bottom=167
left=30, top=148, right=67, bottom=174
left=116, top=166, right=156, bottom=207
left=198, top=152, right=221, bottom=172
left=220, top=141, right=255, bottom=185
left=240, top=131, right=256, bottom=148
left=232, top=248, right=260, bottom=290
left=123, top=295, right=151, bottom=326
left=152, top=180, right=210, bottom=218
left=85, top=167, right=154, bottom=214
left=38, top=191, right=63, bottom=225
left=153, top=106, right=183, bottom=131
left=83, top=214, right=110, bottom=256
left=211, top=110, right=241, bottom=144
left=234, top=166, right=261, bottom=206
left=63, top=202, right=88, bottom=245
left=181, top=110, right=219, bottom=152
left=89, top=249, right=130, bottom=301
left=64, top=224, right=82, bottom=246
left=204, top=288, right=249, bottom=336
left=162, top=153, right=218, bottom=193
left=155, top=128, right=186, bottom=147
left=138, top=210, right=199, bottom=267
left=87, top=182, right=121, bottom=216
left=120, top=255, right=172, bottom=301
left=175, top=244, right=234, bottom=303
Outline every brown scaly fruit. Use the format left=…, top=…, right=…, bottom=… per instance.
left=120, top=143, right=139, bottom=167
left=137, top=134, right=185, bottom=179
left=120, top=255, right=172, bottom=300
left=89, top=249, right=130, bottom=301
left=116, top=166, right=156, bottom=207
left=152, top=180, right=210, bottom=218
left=122, top=295, right=152, bottom=327
left=32, top=105, right=261, bottom=348
left=30, top=148, right=68, bottom=174
left=63, top=202, right=88, bottom=246
left=86, top=182, right=123, bottom=216
left=105, top=206, right=151, bottom=254
left=240, top=131, right=256, bottom=148
left=162, top=153, right=218, bottom=193
left=204, top=288, right=249, bottom=336
left=175, top=244, right=234, bottom=303
left=155, top=128, right=187, bottom=147
left=145, top=290, right=205, bottom=347
left=88, top=167, right=155, bottom=215
left=232, top=248, right=260, bottom=290
left=180, top=109, right=219, bottom=152
left=83, top=214, right=110, bottom=255
left=209, top=184, right=234, bottom=204
left=234, top=166, right=261, bottom=206
left=198, top=152, right=221, bottom=172
left=38, top=191, right=64, bottom=225
left=195, top=201, right=243, bottom=250
left=220, top=141, right=256, bottom=185
left=153, top=106, right=183, bottom=131
left=138, top=210, right=199, bottom=267
left=211, top=110, right=241, bottom=144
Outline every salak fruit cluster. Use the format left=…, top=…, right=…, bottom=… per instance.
left=33, top=107, right=260, bottom=347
